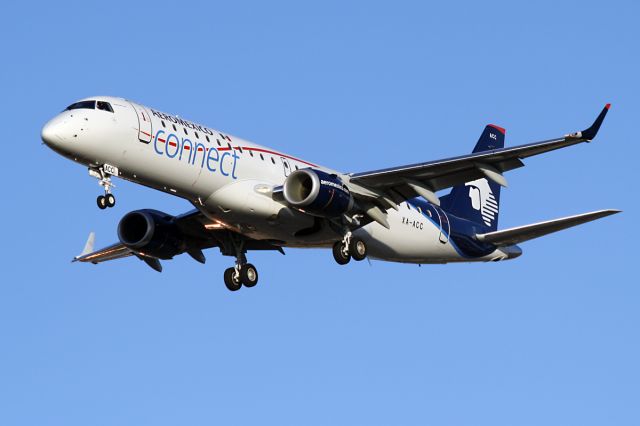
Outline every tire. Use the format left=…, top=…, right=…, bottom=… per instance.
left=105, top=193, right=116, bottom=208
left=332, top=241, right=351, bottom=265
left=96, top=195, right=107, bottom=210
left=350, top=237, right=367, bottom=261
left=224, top=267, right=242, bottom=291
left=240, top=263, right=259, bottom=288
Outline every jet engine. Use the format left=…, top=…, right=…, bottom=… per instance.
left=283, top=168, right=353, bottom=217
left=117, top=209, right=186, bottom=259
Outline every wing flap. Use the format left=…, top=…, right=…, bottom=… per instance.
left=475, top=209, right=621, bottom=246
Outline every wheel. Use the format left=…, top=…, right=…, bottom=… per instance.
left=349, top=237, right=367, bottom=261
left=240, top=263, right=259, bottom=287
left=105, top=193, right=116, bottom=208
left=96, top=195, right=107, bottom=210
left=332, top=241, right=351, bottom=265
left=223, top=267, right=242, bottom=291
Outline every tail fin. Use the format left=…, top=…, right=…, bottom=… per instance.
left=441, top=124, right=505, bottom=231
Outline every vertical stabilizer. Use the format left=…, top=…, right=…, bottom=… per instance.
left=441, top=125, right=505, bottom=231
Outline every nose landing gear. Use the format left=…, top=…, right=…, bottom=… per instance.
left=89, top=166, right=117, bottom=210
left=97, top=193, right=116, bottom=209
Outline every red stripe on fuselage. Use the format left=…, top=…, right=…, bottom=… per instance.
left=154, top=133, right=316, bottom=167
left=243, top=147, right=317, bottom=167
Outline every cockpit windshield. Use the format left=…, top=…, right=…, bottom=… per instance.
left=66, top=100, right=96, bottom=111
left=97, top=101, right=114, bottom=112
left=65, top=100, right=114, bottom=113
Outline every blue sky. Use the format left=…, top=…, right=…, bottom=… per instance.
left=1, top=1, right=638, bottom=425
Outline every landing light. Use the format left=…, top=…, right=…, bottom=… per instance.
left=205, top=222, right=225, bottom=230
left=254, top=184, right=272, bottom=194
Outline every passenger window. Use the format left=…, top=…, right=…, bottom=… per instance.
left=237, top=146, right=243, bottom=153
left=195, top=132, right=199, bottom=139
left=249, top=150, right=254, bottom=157
left=161, top=120, right=166, bottom=128
left=183, top=128, right=188, bottom=135
left=271, top=157, right=275, bottom=164
left=216, top=139, right=221, bottom=146
left=66, top=100, right=95, bottom=111
left=172, top=124, right=177, bottom=131
left=96, top=101, right=114, bottom=113
left=260, top=153, right=264, bottom=161
left=206, top=135, right=210, bottom=142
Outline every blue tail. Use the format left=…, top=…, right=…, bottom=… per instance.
left=440, top=124, right=505, bottom=232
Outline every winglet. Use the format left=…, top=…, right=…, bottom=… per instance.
left=73, top=232, right=95, bottom=262
left=575, top=103, right=611, bottom=141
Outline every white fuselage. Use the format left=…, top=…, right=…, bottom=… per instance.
left=42, top=96, right=514, bottom=264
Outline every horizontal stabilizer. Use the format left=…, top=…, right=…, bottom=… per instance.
left=475, top=209, right=620, bottom=246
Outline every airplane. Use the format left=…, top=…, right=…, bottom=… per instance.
left=41, top=97, right=619, bottom=291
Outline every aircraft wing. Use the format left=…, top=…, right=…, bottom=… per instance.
left=73, top=209, right=207, bottom=264
left=475, top=209, right=621, bottom=246
left=73, top=208, right=283, bottom=271
left=347, top=105, right=610, bottom=209
left=73, top=241, right=134, bottom=264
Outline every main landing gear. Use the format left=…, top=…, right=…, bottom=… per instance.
left=89, top=166, right=116, bottom=210
left=332, top=232, right=367, bottom=265
left=221, top=233, right=259, bottom=292
left=223, top=263, right=259, bottom=292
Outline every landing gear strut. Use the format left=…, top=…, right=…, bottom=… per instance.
left=221, top=233, right=259, bottom=291
left=332, top=232, right=368, bottom=265
left=90, top=167, right=116, bottom=210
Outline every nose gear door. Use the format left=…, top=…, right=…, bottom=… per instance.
left=129, top=102, right=153, bottom=143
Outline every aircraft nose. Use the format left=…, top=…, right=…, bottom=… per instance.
left=41, top=118, right=64, bottom=148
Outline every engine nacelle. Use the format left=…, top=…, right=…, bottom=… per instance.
left=283, top=168, right=353, bottom=217
left=117, top=209, right=186, bottom=259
